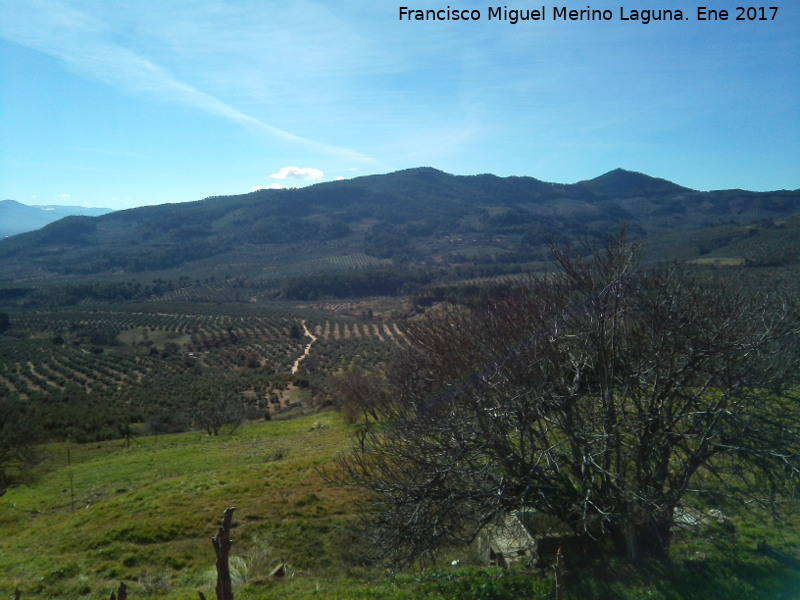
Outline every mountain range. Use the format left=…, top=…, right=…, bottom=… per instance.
left=1, top=168, right=798, bottom=296
left=0, top=199, right=113, bottom=238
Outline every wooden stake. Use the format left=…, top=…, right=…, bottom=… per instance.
left=212, top=507, right=236, bottom=600
left=554, top=547, right=564, bottom=600
left=109, top=582, right=127, bottom=600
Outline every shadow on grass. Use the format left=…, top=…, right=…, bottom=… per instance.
left=564, top=549, right=800, bottom=600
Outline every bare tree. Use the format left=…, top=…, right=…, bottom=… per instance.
left=333, top=232, right=800, bottom=564
left=336, top=367, right=388, bottom=425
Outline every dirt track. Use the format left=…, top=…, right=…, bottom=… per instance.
left=290, top=320, right=317, bottom=374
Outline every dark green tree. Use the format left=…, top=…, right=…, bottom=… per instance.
left=0, top=398, right=41, bottom=486
left=193, top=389, right=245, bottom=436
left=289, top=323, right=303, bottom=339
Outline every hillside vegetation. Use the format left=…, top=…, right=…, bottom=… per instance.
left=1, top=169, right=798, bottom=304
left=2, top=413, right=798, bottom=599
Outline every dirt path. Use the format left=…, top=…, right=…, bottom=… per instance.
left=291, top=320, right=318, bottom=374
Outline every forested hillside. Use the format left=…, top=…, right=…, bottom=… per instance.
left=1, top=168, right=799, bottom=307
left=0, top=168, right=796, bottom=275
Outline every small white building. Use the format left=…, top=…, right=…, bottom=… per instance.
left=475, top=510, right=571, bottom=567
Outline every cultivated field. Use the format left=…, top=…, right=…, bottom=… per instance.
left=0, top=301, right=408, bottom=442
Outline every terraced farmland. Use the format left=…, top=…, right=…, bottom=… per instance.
left=1, top=302, right=408, bottom=440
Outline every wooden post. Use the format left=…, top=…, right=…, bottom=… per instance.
left=67, top=449, right=76, bottom=513
left=109, top=582, right=127, bottom=600
left=554, top=547, right=564, bottom=600
left=212, top=507, right=236, bottom=600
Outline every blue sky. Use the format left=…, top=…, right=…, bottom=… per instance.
left=1, top=0, right=798, bottom=210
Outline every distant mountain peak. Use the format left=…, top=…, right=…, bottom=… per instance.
left=0, top=200, right=114, bottom=238
left=581, top=169, right=691, bottom=196
left=1, top=199, right=28, bottom=207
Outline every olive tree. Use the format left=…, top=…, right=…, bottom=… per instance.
left=333, top=234, right=800, bottom=564
left=193, top=389, right=245, bottom=436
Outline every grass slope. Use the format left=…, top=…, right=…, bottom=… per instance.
left=2, top=413, right=356, bottom=598
left=1, top=413, right=798, bottom=599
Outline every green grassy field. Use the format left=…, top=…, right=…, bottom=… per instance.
left=2, top=412, right=798, bottom=599
left=1, top=413, right=356, bottom=598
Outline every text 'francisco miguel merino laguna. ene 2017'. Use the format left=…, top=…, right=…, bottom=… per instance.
left=397, top=6, right=775, bottom=24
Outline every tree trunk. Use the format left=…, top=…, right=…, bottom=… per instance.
left=613, top=516, right=671, bottom=561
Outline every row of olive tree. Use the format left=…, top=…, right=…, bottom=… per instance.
left=333, top=232, right=800, bottom=564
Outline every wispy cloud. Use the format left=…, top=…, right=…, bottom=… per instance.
left=0, top=0, right=378, bottom=165
left=269, top=167, right=324, bottom=181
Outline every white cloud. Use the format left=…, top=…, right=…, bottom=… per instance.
left=59, top=193, right=72, bottom=198
left=269, top=166, right=324, bottom=181
left=334, top=176, right=346, bottom=181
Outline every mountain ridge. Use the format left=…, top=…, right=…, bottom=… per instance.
left=1, top=168, right=798, bottom=289
left=0, top=199, right=114, bottom=238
